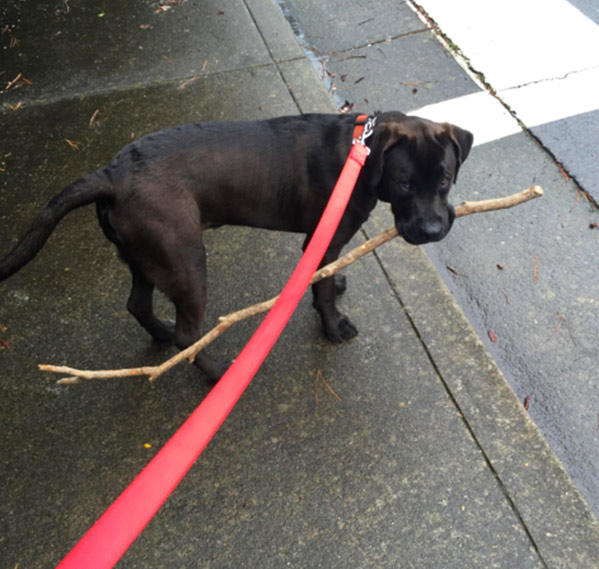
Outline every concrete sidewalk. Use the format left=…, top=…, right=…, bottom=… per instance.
left=0, top=1, right=597, bottom=567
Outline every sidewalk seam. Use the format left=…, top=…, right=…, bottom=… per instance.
left=363, top=228, right=551, bottom=569
left=242, top=0, right=311, bottom=114
left=0, top=62, right=305, bottom=116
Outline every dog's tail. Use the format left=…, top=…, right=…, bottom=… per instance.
left=0, top=170, right=112, bottom=281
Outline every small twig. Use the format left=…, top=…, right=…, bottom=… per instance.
left=177, top=76, right=199, bottom=89
left=40, top=186, right=544, bottom=385
left=547, top=311, right=575, bottom=344
left=89, top=109, right=100, bottom=128
left=4, top=72, right=22, bottom=91
left=446, top=265, right=468, bottom=277
left=315, top=369, right=342, bottom=402
left=533, top=255, right=539, bottom=284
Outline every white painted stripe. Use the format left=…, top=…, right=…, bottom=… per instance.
left=410, top=66, right=599, bottom=147
left=409, top=92, right=521, bottom=147
left=409, top=0, right=599, bottom=147
left=415, top=0, right=599, bottom=90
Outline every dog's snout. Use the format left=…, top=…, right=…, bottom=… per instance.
left=420, top=219, right=443, bottom=240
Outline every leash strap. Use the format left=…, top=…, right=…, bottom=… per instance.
left=56, top=119, right=372, bottom=569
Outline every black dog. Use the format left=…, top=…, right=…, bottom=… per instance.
left=0, top=112, right=473, bottom=381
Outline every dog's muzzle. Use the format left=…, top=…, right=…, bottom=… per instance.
left=398, top=204, right=455, bottom=245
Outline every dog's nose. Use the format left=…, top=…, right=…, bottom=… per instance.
left=420, top=219, right=443, bottom=241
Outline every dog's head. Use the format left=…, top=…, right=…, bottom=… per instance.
left=367, top=113, right=473, bottom=245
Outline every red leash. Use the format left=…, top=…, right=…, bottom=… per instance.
left=56, top=116, right=374, bottom=569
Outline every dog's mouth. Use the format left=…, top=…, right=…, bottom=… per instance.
left=396, top=206, right=455, bottom=245
left=399, top=227, right=448, bottom=246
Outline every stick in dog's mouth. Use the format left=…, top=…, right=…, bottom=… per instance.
left=38, top=185, right=544, bottom=386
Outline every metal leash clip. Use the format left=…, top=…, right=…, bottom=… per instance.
left=353, top=115, right=377, bottom=155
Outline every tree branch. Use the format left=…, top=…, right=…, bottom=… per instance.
left=40, top=185, right=543, bottom=385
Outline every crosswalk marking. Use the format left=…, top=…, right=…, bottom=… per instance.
left=408, top=0, right=599, bottom=147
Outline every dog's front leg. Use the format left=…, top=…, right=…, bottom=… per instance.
left=311, top=246, right=358, bottom=343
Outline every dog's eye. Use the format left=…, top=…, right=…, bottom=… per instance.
left=440, top=177, right=451, bottom=190
left=398, top=181, right=410, bottom=192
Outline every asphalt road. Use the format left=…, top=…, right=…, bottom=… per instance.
left=276, top=0, right=599, bottom=515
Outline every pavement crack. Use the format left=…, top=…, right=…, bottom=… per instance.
left=502, top=64, right=599, bottom=91
left=362, top=228, right=552, bottom=569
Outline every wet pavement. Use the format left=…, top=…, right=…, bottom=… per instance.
left=1, top=1, right=598, bottom=568
left=278, top=0, right=599, bottom=518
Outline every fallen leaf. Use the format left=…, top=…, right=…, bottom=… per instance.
left=488, top=330, right=498, bottom=343
left=139, top=24, right=153, bottom=30
left=590, top=222, right=598, bottom=230
left=497, top=263, right=504, bottom=270
left=161, top=54, right=171, bottom=62
left=523, top=395, right=531, bottom=410
left=8, top=101, right=23, bottom=111
left=533, top=255, right=539, bottom=284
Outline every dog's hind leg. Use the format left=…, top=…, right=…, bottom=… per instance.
left=127, top=266, right=175, bottom=343
left=162, top=244, right=230, bottom=383
left=113, top=199, right=228, bottom=381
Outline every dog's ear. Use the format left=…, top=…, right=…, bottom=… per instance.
left=366, top=122, right=407, bottom=194
left=444, top=123, right=473, bottom=182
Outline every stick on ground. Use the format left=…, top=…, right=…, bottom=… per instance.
left=40, top=185, right=544, bottom=385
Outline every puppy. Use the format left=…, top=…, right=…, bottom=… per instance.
left=0, top=112, right=473, bottom=381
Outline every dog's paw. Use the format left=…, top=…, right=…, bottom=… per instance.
left=324, top=315, right=358, bottom=343
left=338, top=315, right=358, bottom=340
left=193, top=353, right=232, bottom=384
left=334, top=274, right=347, bottom=296
left=150, top=320, right=176, bottom=344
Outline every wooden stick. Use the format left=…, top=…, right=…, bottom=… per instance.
left=41, top=185, right=543, bottom=385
